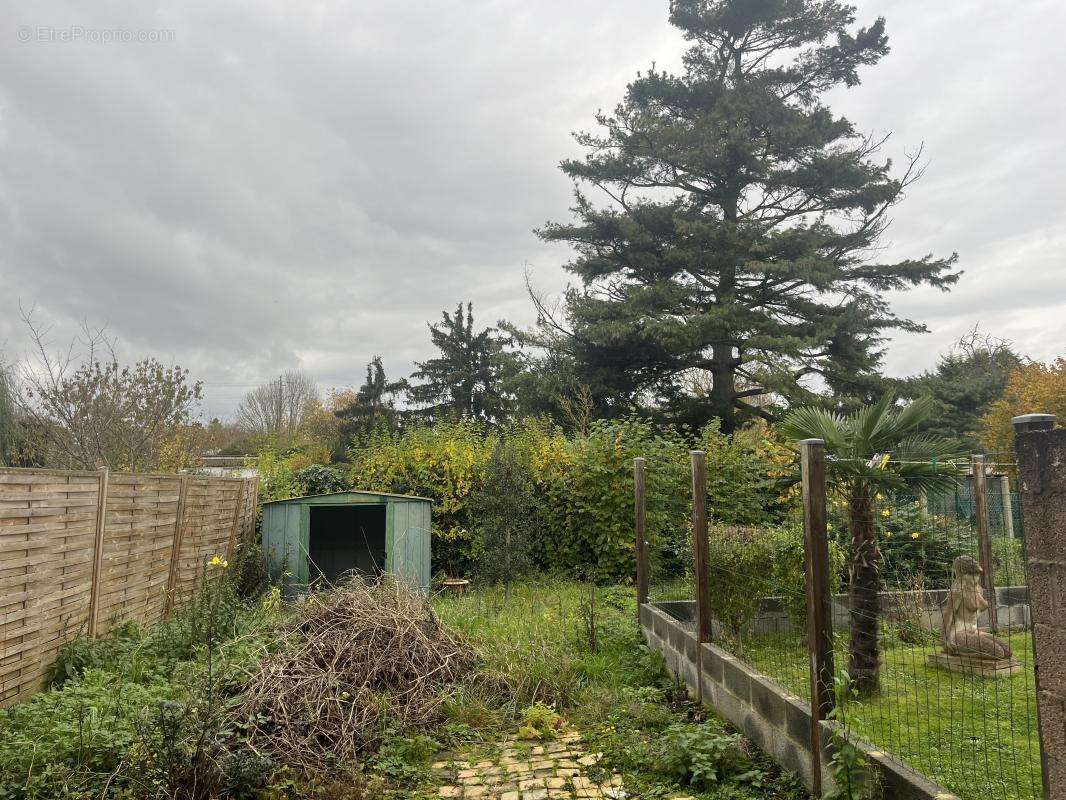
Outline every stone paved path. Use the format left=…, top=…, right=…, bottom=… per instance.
left=433, top=730, right=627, bottom=799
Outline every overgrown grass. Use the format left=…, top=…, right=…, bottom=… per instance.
left=432, top=580, right=810, bottom=800
left=0, top=579, right=281, bottom=799
left=743, top=630, right=1040, bottom=800
left=0, top=577, right=814, bottom=799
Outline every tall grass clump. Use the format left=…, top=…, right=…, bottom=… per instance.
left=0, top=563, right=280, bottom=799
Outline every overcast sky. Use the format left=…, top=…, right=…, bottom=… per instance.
left=1, top=0, right=1063, bottom=420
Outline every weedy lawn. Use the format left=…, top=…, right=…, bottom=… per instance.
left=0, top=577, right=815, bottom=800
left=421, top=580, right=811, bottom=800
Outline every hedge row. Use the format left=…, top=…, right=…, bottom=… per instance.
left=344, top=418, right=791, bottom=580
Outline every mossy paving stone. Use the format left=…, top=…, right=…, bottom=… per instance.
left=433, top=729, right=630, bottom=799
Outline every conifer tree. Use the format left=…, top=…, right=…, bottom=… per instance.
left=534, top=0, right=959, bottom=431
left=408, top=303, right=516, bottom=423
left=335, top=356, right=407, bottom=441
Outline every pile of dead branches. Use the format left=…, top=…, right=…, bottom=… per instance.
left=235, top=578, right=476, bottom=773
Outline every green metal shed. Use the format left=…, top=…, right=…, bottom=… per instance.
left=261, top=490, right=432, bottom=594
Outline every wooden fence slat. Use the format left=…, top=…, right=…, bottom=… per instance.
left=800, top=438, right=834, bottom=798
left=164, top=476, right=189, bottom=617
left=634, top=458, right=648, bottom=615
left=86, top=468, right=110, bottom=638
left=225, top=481, right=245, bottom=562
left=0, top=466, right=257, bottom=703
left=690, top=450, right=710, bottom=703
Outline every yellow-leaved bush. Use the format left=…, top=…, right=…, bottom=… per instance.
left=980, top=357, right=1066, bottom=455
left=347, top=417, right=789, bottom=581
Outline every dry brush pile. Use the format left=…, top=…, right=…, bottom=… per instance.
left=236, top=578, right=476, bottom=774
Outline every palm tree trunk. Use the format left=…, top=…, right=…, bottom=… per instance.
left=848, top=483, right=881, bottom=696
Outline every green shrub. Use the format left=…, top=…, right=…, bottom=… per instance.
left=46, top=621, right=140, bottom=688
left=295, top=463, right=349, bottom=495
left=371, top=732, right=441, bottom=783
left=350, top=417, right=789, bottom=581
left=0, top=576, right=280, bottom=799
left=350, top=419, right=497, bottom=574
left=470, top=441, right=536, bottom=587
left=516, top=702, right=563, bottom=740
left=656, top=722, right=763, bottom=789
left=0, top=668, right=180, bottom=798
left=230, top=541, right=271, bottom=600
left=538, top=419, right=691, bottom=582
left=991, top=536, right=1026, bottom=585
left=706, top=524, right=844, bottom=640
left=876, top=502, right=972, bottom=589
left=697, top=421, right=788, bottom=526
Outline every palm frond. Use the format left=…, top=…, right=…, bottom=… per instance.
left=852, top=392, right=896, bottom=451
left=868, top=396, right=938, bottom=449
left=779, top=406, right=848, bottom=451
left=893, top=432, right=965, bottom=465
left=890, top=432, right=965, bottom=492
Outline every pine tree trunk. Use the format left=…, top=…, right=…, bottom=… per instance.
left=848, top=484, right=881, bottom=696
left=709, top=344, right=737, bottom=432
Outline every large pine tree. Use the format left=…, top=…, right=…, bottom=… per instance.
left=536, top=0, right=959, bottom=431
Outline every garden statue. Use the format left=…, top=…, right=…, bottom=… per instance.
left=928, top=555, right=1020, bottom=677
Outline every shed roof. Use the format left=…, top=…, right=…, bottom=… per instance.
left=261, top=489, right=433, bottom=506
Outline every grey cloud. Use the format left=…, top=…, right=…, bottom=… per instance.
left=0, top=0, right=1063, bottom=419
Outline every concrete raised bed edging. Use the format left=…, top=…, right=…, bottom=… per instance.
left=640, top=601, right=961, bottom=800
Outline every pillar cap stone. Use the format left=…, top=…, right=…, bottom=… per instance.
left=1011, top=413, right=1056, bottom=431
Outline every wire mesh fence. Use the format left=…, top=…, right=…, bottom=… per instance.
left=824, top=470, right=1040, bottom=800
left=638, top=452, right=1042, bottom=800
left=703, top=526, right=813, bottom=703
left=645, top=481, right=696, bottom=604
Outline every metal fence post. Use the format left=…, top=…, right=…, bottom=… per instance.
left=1012, top=413, right=1060, bottom=798
left=972, top=454, right=998, bottom=634
left=1000, top=474, right=1016, bottom=539
left=634, top=457, right=648, bottom=617
left=801, top=439, right=834, bottom=797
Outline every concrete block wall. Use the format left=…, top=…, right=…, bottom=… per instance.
left=733, top=588, right=1030, bottom=639
left=640, top=602, right=959, bottom=800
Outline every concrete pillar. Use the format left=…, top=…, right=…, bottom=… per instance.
left=1013, top=413, right=1062, bottom=798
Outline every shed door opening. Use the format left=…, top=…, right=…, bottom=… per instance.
left=308, top=504, right=387, bottom=585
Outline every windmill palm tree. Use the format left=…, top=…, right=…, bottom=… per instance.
left=781, top=394, right=961, bottom=696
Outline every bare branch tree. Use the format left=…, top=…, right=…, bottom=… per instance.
left=0, top=354, right=18, bottom=466
left=16, top=309, right=203, bottom=471
left=235, top=371, right=320, bottom=439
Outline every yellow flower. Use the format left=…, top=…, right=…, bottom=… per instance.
left=209, top=555, right=223, bottom=566
left=221, top=560, right=229, bottom=568
left=911, top=532, right=921, bottom=540
left=881, top=509, right=891, bottom=518
left=885, top=532, right=893, bottom=538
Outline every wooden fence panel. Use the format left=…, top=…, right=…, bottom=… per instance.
left=0, top=470, right=100, bottom=704
left=170, top=478, right=243, bottom=607
left=0, top=468, right=259, bottom=706
left=96, top=474, right=182, bottom=635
